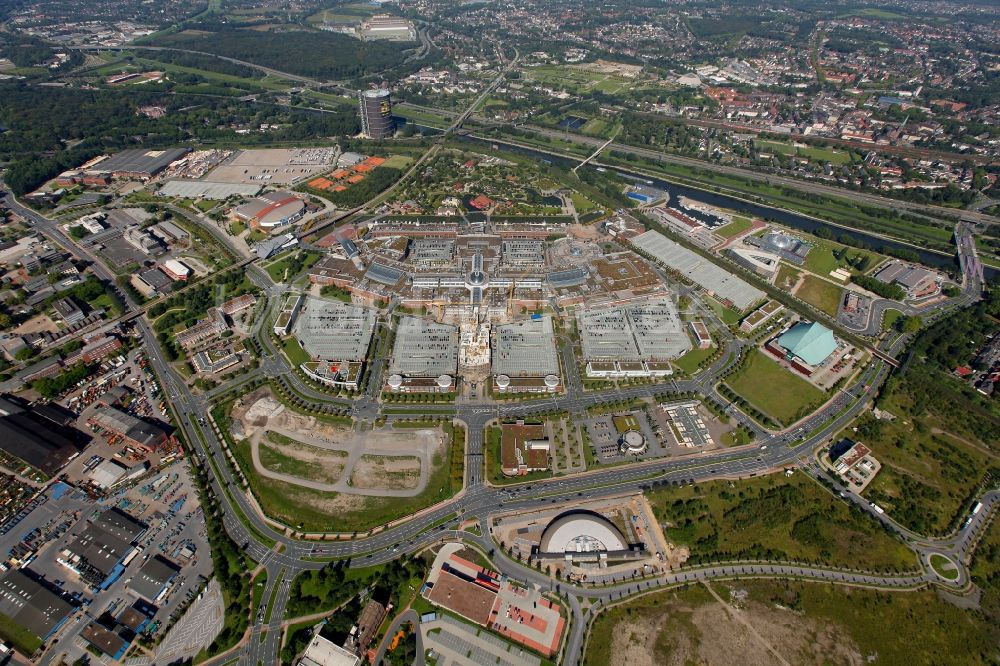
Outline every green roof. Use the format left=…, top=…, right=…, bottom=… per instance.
left=777, top=322, right=836, bottom=366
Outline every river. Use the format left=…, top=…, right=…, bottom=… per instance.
left=453, top=134, right=992, bottom=278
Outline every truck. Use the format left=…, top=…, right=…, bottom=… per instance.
left=972, top=502, right=983, bottom=515
left=869, top=502, right=885, bottom=515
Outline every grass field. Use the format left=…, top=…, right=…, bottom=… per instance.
left=0, top=614, right=42, bottom=656
left=775, top=263, right=801, bottom=290
left=802, top=237, right=884, bottom=276
left=757, top=139, right=852, bottom=166
left=570, top=191, right=600, bottom=214
left=930, top=554, right=960, bottom=580
left=281, top=337, right=310, bottom=366
left=673, top=345, right=716, bottom=375
left=586, top=578, right=995, bottom=666
left=725, top=350, right=827, bottom=425
left=704, top=296, right=742, bottom=325
left=794, top=274, right=844, bottom=317
left=380, top=154, right=415, bottom=169
left=647, top=472, right=915, bottom=569
left=715, top=215, right=754, bottom=238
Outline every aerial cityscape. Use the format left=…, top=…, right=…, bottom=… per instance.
left=0, top=0, right=997, bottom=664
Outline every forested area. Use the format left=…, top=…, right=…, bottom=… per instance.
left=151, top=26, right=414, bottom=80
left=0, top=84, right=357, bottom=195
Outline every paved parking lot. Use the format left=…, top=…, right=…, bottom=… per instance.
left=582, top=410, right=667, bottom=462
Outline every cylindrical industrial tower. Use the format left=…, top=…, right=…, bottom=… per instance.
left=358, top=88, right=395, bottom=139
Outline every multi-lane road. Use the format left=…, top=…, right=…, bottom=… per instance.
left=2, top=150, right=995, bottom=666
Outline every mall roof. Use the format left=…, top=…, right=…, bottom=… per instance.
left=293, top=297, right=377, bottom=362
left=493, top=316, right=560, bottom=377
left=389, top=316, right=458, bottom=377
left=778, top=321, right=836, bottom=366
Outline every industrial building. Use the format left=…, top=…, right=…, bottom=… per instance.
left=874, top=262, right=939, bottom=299
left=492, top=317, right=561, bottom=393
left=360, top=14, right=416, bottom=41
left=576, top=298, right=690, bottom=378
left=129, top=555, right=181, bottom=603
left=0, top=569, right=79, bottom=646
left=0, top=395, right=85, bottom=476
left=293, top=298, right=377, bottom=362
left=385, top=316, right=459, bottom=393
left=88, top=405, right=169, bottom=449
left=234, top=191, right=306, bottom=231
left=358, top=89, right=395, bottom=139
left=630, top=230, right=765, bottom=311
left=59, top=509, right=146, bottom=589
left=160, top=259, right=191, bottom=281
left=85, top=148, right=190, bottom=180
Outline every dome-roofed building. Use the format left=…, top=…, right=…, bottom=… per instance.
left=776, top=321, right=836, bottom=367
left=536, top=510, right=645, bottom=567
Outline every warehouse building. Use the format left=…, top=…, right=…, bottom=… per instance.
left=385, top=317, right=459, bottom=393
left=85, top=148, right=190, bottom=180
left=0, top=395, right=86, bottom=476
left=492, top=317, right=561, bottom=393
left=129, top=555, right=180, bottom=603
left=630, top=230, right=764, bottom=311
left=0, top=569, right=79, bottom=646
left=88, top=405, right=168, bottom=449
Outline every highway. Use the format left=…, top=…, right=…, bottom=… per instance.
left=2, top=151, right=994, bottom=666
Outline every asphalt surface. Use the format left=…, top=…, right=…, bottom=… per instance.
left=2, top=155, right=994, bottom=666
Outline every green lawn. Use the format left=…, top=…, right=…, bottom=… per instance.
left=587, top=579, right=996, bottom=666
left=380, top=154, right=414, bottom=169
left=673, top=346, right=716, bottom=375
left=715, top=216, right=754, bottom=238
left=281, top=337, right=311, bottom=366
left=725, top=350, right=827, bottom=425
left=802, top=238, right=883, bottom=277
left=647, top=472, right=915, bottom=570
left=775, top=263, right=801, bottom=291
left=704, top=296, right=742, bottom=324
left=570, top=191, right=600, bottom=214
left=930, top=554, right=959, bottom=580
left=757, top=139, right=852, bottom=166
left=882, top=308, right=904, bottom=332
left=794, top=275, right=844, bottom=317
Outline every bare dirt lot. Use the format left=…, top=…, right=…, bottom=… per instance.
left=232, top=390, right=443, bottom=496
left=259, top=433, right=347, bottom=485
left=349, top=454, right=421, bottom=490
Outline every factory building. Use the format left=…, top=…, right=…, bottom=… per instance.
left=358, top=89, right=395, bottom=139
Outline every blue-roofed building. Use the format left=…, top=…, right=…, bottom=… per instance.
left=776, top=321, right=836, bottom=367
